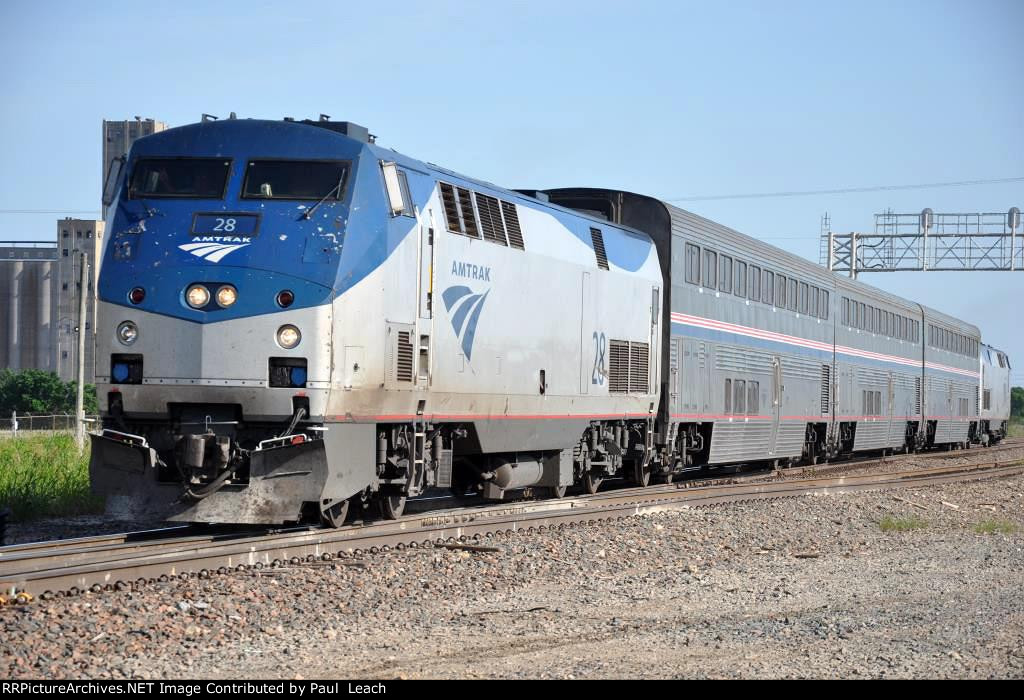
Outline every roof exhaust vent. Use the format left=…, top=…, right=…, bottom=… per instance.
left=201, top=113, right=218, bottom=122
left=301, top=119, right=372, bottom=144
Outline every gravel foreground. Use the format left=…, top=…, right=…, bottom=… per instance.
left=3, top=472, right=1023, bottom=679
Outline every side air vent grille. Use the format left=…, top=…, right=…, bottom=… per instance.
left=439, top=181, right=527, bottom=250
left=820, top=364, right=831, bottom=415
left=396, top=331, right=414, bottom=383
left=590, top=227, right=609, bottom=270
left=608, top=340, right=630, bottom=393
left=456, top=187, right=479, bottom=238
left=914, top=377, right=922, bottom=415
left=629, top=342, right=650, bottom=393
left=475, top=192, right=507, bottom=246
left=439, top=183, right=461, bottom=233
left=502, top=201, right=524, bottom=250
left=608, top=340, right=649, bottom=394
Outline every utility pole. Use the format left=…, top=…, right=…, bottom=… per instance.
left=75, top=252, right=88, bottom=451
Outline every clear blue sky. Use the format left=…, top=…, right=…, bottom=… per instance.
left=1, top=0, right=1021, bottom=381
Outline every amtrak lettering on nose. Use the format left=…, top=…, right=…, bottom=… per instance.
left=179, top=236, right=252, bottom=263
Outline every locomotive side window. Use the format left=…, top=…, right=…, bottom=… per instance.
left=129, top=158, right=231, bottom=199
left=819, top=290, right=828, bottom=320
left=787, top=278, right=797, bottom=312
left=748, top=266, right=761, bottom=302
left=242, top=160, right=347, bottom=200
left=798, top=282, right=808, bottom=314
left=763, top=271, right=774, bottom=306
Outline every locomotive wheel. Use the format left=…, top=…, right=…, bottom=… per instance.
left=378, top=494, right=407, bottom=520
left=320, top=499, right=350, bottom=528
left=583, top=470, right=603, bottom=494
left=632, top=460, right=651, bottom=487
left=539, top=485, right=568, bottom=499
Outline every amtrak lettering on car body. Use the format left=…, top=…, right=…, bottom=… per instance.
left=450, top=260, right=492, bottom=281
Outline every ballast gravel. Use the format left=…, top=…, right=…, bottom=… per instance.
left=3, top=465, right=1023, bottom=679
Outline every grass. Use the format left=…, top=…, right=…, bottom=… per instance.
left=1008, top=418, right=1024, bottom=439
left=0, top=434, right=103, bottom=522
left=973, top=519, right=1018, bottom=535
left=879, top=514, right=928, bottom=533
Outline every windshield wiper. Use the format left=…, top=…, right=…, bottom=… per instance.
left=302, top=177, right=344, bottom=220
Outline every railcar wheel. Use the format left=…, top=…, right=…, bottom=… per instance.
left=539, top=485, right=568, bottom=499
left=378, top=494, right=407, bottom=520
left=320, top=500, right=350, bottom=528
left=584, top=470, right=603, bottom=494
left=632, top=460, right=652, bottom=487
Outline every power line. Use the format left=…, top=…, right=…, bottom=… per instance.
left=2, top=176, right=1022, bottom=213
left=664, top=176, right=1024, bottom=203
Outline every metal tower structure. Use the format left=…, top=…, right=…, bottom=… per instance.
left=821, top=207, right=1023, bottom=278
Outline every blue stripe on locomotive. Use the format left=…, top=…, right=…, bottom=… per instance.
left=99, top=119, right=652, bottom=325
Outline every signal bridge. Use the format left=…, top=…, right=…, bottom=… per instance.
left=821, top=208, right=1023, bottom=278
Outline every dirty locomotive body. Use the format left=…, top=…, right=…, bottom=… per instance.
left=91, top=118, right=662, bottom=526
left=92, top=118, right=1010, bottom=526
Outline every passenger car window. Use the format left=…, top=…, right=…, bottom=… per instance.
left=719, top=255, right=732, bottom=294
left=704, top=250, right=717, bottom=289
left=749, top=266, right=761, bottom=302
left=735, top=261, right=747, bottom=297
left=685, top=244, right=701, bottom=284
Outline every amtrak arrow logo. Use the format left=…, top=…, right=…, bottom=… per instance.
left=178, top=241, right=251, bottom=263
left=442, top=285, right=489, bottom=361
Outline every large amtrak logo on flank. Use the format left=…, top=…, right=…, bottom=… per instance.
left=178, top=236, right=252, bottom=263
left=442, top=285, right=490, bottom=361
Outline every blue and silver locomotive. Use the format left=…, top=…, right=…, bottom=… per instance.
left=91, top=118, right=662, bottom=525
left=91, top=116, right=1009, bottom=526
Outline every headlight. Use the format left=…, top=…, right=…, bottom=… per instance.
left=117, top=321, right=138, bottom=346
left=186, top=284, right=210, bottom=309
left=276, top=290, right=295, bottom=308
left=216, top=285, right=238, bottom=307
left=276, top=324, right=301, bottom=349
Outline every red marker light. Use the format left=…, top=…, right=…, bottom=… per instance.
left=276, top=290, right=295, bottom=308
left=129, top=287, right=146, bottom=304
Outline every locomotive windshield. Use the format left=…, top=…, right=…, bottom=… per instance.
left=129, top=158, right=231, bottom=199
left=242, top=160, right=347, bottom=200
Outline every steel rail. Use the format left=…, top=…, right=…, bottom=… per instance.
left=1, top=457, right=1020, bottom=601
left=5, top=439, right=1014, bottom=559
